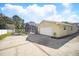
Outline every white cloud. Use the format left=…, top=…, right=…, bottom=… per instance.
left=1, top=4, right=57, bottom=23
left=62, top=3, right=70, bottom=8
left=45, top=3, right=79, bottom=23
left=1, top=4, right=56, bottom=16
left=1, top=3, right=79, bottom=23
left=62, top=3, right=72, bottom=15
left=1, top=4, right=27, bottom=14
left=26, top=4, right=56, bottom=17
left=44, top=15, right=64, bottom=22
left=62, top=3, right=79, bottom=23
left=67, top=15, right=79, bottom=23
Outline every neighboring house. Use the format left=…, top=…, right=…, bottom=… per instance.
left=73, top=23, right=79, bottom=30
left=38, top=20, right=78, bottom=38
left=25, top=22, right=38, bottom=34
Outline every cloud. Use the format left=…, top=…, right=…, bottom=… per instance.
left=25, top=4, right=56, bottom=17
left=1, top=4, right=57, bottom=23
left=62, top=3, right=70, bottom=8
left=67, top=15, right=79, bottom=23
left=62, top=3, right=72, bottom=15
left=1, top=4, right=27, bottom=15
left=44, top=3, right=79, bottom=23
left=43, top=3, right=72, bottom=22
left=1, top=3, right=79, bottom=23
left=44, top=15, right=63, bottom=22
left=62, top=3, right=79, bottom=23
left=25, top=4, right=57, bottom=23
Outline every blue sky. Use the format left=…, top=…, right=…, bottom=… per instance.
left=0, top=3, right=79, bottom=23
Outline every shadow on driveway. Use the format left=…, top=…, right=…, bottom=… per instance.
left=26, top=32, right=79, bottom=49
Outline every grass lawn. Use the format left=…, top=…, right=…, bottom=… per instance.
left=0, top=32, right=13, bottom=40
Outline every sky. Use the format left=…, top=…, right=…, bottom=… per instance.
left=0, top=3, right=79, bottom=23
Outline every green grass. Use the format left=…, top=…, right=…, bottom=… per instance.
left=0, top=32, right=13, bottom=40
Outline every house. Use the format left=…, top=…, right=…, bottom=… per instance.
left=38, top=20, right=78, bottom=38
left=73, top=23, right=79, bottom=30
left=25, top=22, right=38, bottom=34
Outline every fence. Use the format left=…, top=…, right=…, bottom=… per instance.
left=0, top=29, right=15, bottom=35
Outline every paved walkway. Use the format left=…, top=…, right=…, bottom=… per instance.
left=0, top=35, right=79, bottom=56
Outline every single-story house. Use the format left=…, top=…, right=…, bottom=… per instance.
left=73, top=23, right=79, bottom=30
left=38, top=20, right=78, bottom=38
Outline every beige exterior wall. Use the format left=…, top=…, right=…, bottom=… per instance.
left=38, top=21, right=60, bottom=36
left=38, top=21, right=78, bottom=37
left=56, top=24, right=78, bottom=37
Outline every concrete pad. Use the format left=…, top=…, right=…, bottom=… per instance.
left=17, top=42, right=47, bottom=56
left=0, top=35, right=28, bottom=50
left=58, top=35, right=79, bottom=56
left=0, top=34, right=79, bottom=56
left=34, top=43, right=59, bottom=56
left=35, top=35, right=79, bottom=56
left=0, top=48, right=16, bottom=56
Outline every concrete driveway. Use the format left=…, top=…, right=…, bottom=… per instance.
left=0, top=33, right=79, bottom=56
left=0, top=35, right=47, bottom=56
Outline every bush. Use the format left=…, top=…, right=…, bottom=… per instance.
left=0, top=32, right=12, bottom=40
left=15, top=29, right=24, bottom=33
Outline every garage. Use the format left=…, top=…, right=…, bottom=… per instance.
left=38, top=20, right=78, bottom=37
left=39, top=27, right=53, bottom=36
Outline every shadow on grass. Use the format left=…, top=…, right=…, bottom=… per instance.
left=26, top=31, right=79, bottom=49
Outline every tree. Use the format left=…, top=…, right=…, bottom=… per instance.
left=0, top=13, right=6, bottom=29
left=12, top=15, right=24, bottom=33
left=0, top=13, right=25, bottom=33
left=0, top=13, right=15, bottom=29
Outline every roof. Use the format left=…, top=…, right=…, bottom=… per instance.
left=39, top=20, right=74, bottom=26
left=26, top=21, right=37, bottom=26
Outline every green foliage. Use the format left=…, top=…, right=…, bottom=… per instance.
left=0, top=32, right=13, bottom=40
left=0, top=13, right=15, bottom=29
left=0, top=13, right=25, bottom=33
left=0, top=23, right=6, bottom=29
left=12, top=15, right=24, bottom=33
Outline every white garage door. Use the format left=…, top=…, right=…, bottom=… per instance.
left=40, top=28, right=53, bottom=36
